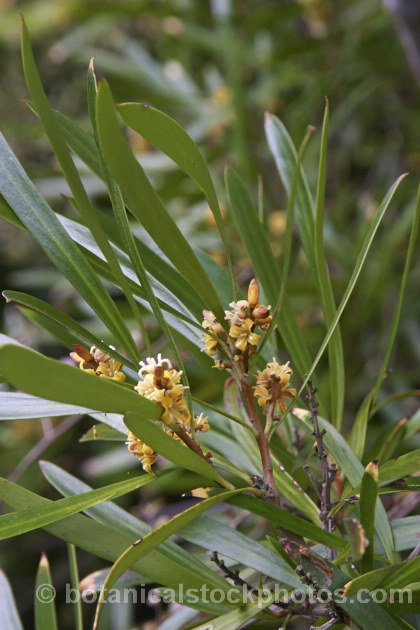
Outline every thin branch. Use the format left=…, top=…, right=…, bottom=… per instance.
left=306, top=379, right=337, bottom=559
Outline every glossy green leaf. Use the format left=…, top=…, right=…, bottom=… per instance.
left=93, top=488, right=250, bottom=628
left=0, top=477, right=231, bottom=613
left=0, top=472, right=157, bottom=540
left=360, top=461, right=379, bottom=572
left=95, top=78, right=225, bottom=322
left=0, top=133, right=134, bottom=358
left=20, top=17, right=140, bottom=363
left=314, top=100, right=345, bottom=428
left=0, top=570, right=23, bottom=630
left=118, top=101, right=236, bottom=299
left=124, top=411, right=229, bottom=486
left=0, top=338, right=161, bottom=418
left=35, top=554, right=57, bottom=630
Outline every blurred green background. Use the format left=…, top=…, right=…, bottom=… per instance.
left=1, top=1, right=419, bottom=628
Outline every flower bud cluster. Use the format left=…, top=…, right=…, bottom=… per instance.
left=70, top=345, right=126, bottom=381
left=201, top=279, right=272, bottom=358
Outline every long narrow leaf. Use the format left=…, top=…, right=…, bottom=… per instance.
left=118, top=101, right=236, bottom=300
left=297, top=173, right=407, bottom=397
left=0, top=570, right=24, bottom=630
left=0, top=338, right=161, bottom=418
left=265, top=112, right=316, bottom=271
left=20, top=17, right=140, bottom=363
left=0, top=478, right=231, bottom=614
left=314, top=100, right=345, bottom=427
left=3, top=290, right=136, bottom=370
left=35, top=554, right=57, bottom=630
left=95, top=78, right=225, bottom=322
left=0, top=473, right=157, bottom=540
left=0, top=133, right=133, bottom=359
left=92, top=488, right=251, bottom=628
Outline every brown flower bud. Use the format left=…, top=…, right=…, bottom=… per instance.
left=248, top=278, right=260, bottom=308
left=252, top=305, right=270, bottom=320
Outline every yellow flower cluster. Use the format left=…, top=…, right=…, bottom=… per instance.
left=254, top=359, right=297, bottom=413
left=134, top=355, right=190, bottom=426
left=128, top=355, right=210, bottom=473
left=201, top=279, right=272, bottom=357
left=125, top=431, right=157, bottom=474
left=70, top=345, right=126, bottom=381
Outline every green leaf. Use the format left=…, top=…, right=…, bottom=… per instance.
left=225, top=166, right=313, bottom=381
left=227, top=494, right=347, bottom=550
left=0, top=477, right=231, bottom=614
left=93, top=488, right=251, bottom=628
left=0, top=194, right=24, bottom=229
left=298, top=173, right=408, bottom=408
left=360, top=461, right=379, bottom=572
left=3, top=290, right=135, bottom=370
left=349, top=187, right=420, bottom=458
left=314, top=100, right=345, bottom=428
left=0, top=392, right=95, bottom=420
left=179, top=514, right=307, bottom=588
left=381, top=557, right=420, bottom=591
left=20, top=18, right=141, bottom=364
left=117, top=102, right=236, bottom=299
left=0, top=338, right=161, bottom=418
left=39, top=461, right=234, bottom=597
left=264, top=112, right=315, bottom=271
left=0, top=570, right=24, bottom=630
left=35, top=554, right=57, bottom=630
left=95, top=78, right=225, bottom=322
left=0, top=133, right=134, bottom=359
left=124, top=411, right=228, bottom=486
left=0, top=472, right=157, bottom=540
left=377, top=450, right=420, bottom=485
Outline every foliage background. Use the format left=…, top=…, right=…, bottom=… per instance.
left=0, top=0, right=419, bottom=628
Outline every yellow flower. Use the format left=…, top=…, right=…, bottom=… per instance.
left=70, top=344, right=125, bottom=381
left=135, top=355, right=190, bottom=428
left=194, top=413, right=210, bottom=433
left=201, top=333, right=219, bottom=356
left=254, top=359, right=297, bottom=412
left=229, top=318, right=261, bottom=351
left=126, top=431, right=157, bottom=474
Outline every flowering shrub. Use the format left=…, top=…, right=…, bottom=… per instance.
left=0, top=16, right=419, bottom=630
